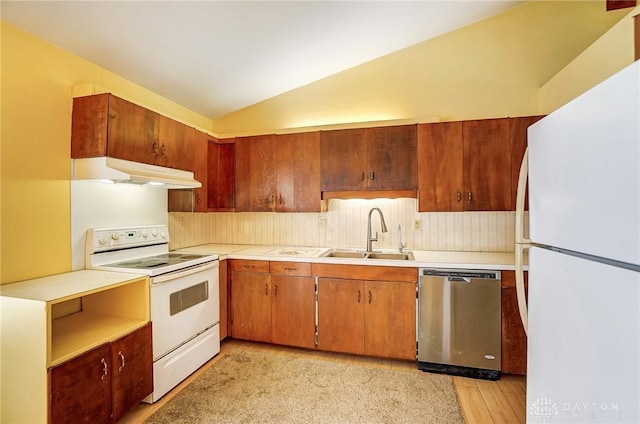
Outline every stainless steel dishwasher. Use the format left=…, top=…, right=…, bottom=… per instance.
left=418, top=268, right=501, bottom=380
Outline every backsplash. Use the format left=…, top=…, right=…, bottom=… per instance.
left=169, top=198, right=517, bottom=252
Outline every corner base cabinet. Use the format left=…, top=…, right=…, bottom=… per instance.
left=0, top=270, right=151, bottom=423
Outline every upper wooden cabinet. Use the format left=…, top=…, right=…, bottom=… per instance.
left=236, top=134, right=277, bottom=212
left=208, top=138, right=236, bottom=211
left=71, top=93, right=194, bottom=171
left=418, top=117, right=542, bottom=212
left=236, top=132, right=321, bottom=212
left=321, top=125, right=417, bottom=192
left=275, top=132, right=321, bottom=212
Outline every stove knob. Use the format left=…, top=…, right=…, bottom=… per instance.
left=141, top=231, right=148, bottom=238
left=160, top=231, right=167, bottom=239
left=151, top=230, right=158, bottom=238
left=98, top=237, right=108, bottom=245
left=111, top=233, right=120, bottom=241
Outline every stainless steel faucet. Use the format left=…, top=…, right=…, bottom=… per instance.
left=367, top=208, right=388, bottom=252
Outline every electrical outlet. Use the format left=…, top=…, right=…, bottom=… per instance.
left=414, top=219, right=421, bottom=230
left=318, top=215, right=328, bottom=226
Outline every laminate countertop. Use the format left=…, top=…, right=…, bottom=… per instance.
left=176, top=244, right=523, bottom=271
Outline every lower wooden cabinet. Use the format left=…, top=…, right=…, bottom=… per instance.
left=501, top=271, right=528, bottom=375
left=49, top=343, right=112, bottom=424
left=49, top=323, right=152, bottom=423
left=230, top=260, right=316, bottom=349
left=231, top=268, right=272, bottom=343
left=315, top=264, right=417, bottom=360
left=317, top=277, right=416, bottom=360
left=229, top=260, right=418, bottom=360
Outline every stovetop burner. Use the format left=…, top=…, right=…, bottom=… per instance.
left=105, top=253, right=212, bottom=270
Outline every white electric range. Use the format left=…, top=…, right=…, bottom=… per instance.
left=85, top=224, right=220, bottom=402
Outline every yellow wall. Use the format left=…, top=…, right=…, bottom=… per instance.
left=540, top=6, right=640, bottom=113
left=0, top=22, right=213, bottom=284
left=211, top=0, right=627, bottom=136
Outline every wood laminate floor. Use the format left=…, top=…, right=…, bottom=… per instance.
left=121, top=339, right=526, bottom=424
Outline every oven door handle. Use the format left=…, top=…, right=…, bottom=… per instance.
left=151, top=261, right=219, bottom=284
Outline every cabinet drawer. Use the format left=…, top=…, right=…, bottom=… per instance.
left=270, top=262, right=311, bottom=276
left=229, top=260, right=270, bottom=273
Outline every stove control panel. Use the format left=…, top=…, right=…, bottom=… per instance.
left=88, top=225, right=168, bottom=252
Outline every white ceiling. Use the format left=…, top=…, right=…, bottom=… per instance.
left=1, top=1, right=525, bottom=119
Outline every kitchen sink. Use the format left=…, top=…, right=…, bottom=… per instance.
left=321, top=250, right=369, bottom=259
left=367, top=252, right=415, bottom=260
left=321, top=249, right=414, bottom=261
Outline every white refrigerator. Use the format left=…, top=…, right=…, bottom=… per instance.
left=515, top=61, right=640, bottom=423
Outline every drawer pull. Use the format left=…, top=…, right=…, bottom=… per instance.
left=274, top=284, right=278, bottom=296
left=284, top=267, right=297, bottom=272
left=264, top=283, right=269, bottom=296
left=357, top=289, right=361, bottom=303
left=368, top=290, right=372, bottom=304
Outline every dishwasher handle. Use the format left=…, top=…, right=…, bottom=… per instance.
left=421, top=268, right=501, bottom=281
left=448, top=276, right=471, bottom=283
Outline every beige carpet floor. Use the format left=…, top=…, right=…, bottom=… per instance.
left=145, top=350, right=465, bottom=423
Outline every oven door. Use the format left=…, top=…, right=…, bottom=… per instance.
left=150, top=261, right=219, bottom=360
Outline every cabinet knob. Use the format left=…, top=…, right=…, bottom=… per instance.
left=109, top=112, right=117, bottom=119
left=152, top=142, right=159, bottom=156
left=370, top=171, right=375, bottom=181
left=457, top=191, right=462, bottom=202
left=360, top=171, right=365, bottom=181
left=264, top=283, right=269, bottom=296
left=468, top=191, right=473, bottom=204
left=160, top=144, right=167, bottom=158
left=196, top=193, right=201, bottom=204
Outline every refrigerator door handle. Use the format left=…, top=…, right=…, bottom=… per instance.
left=515, top=147, right=530, bottom=335
left=515, top=148, right=531, bottom=245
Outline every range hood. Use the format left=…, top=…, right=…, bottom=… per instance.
left=72, top=157, right=201, bottom=189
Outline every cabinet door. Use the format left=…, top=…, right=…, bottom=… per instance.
left=463, top=118, right=512, bottom=211
left=417, top=122, right=464, bottom=212
left=275, top=132, right=321, bottom=212
left=157, top=114, right=195, bottom=171
left=365, top=125, right=417, bottom=190
left=271, top=275, right=316, bottom=348
left=71, top=93, right=110, bottom=158
left=364, top=281, right=416, bottom=360
left=231, top=271, right=272, bottom=342
left=510, top=116, right=545, bottom=211
left=167, top=130, right=209, bottom=212
left=236, top=135, right=277, bottom=211
left=320, top=128, right=368, bottom=192
left=49, top=344, right=112, bottom=424
left=501, top=271, right=528, bottom=375
left=107, top=95, right=160, bottom=165
left=317, top=278, right=365, bottom=355
left=192, top=130, right=210, bottom=211
left=111, top=323, right=153, bottom=422
left=208, top=139, right=236, bottom=211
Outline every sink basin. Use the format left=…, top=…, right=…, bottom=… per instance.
left=321, top=249, right=414, bottom=261
left=367, top=252, right=415, bottom=261
left=321, top=250, right=368, bottom=259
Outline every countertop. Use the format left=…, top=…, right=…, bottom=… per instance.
left=176, top=244, right=521, bottom=271
left=0, top=269, right=146, bottom=302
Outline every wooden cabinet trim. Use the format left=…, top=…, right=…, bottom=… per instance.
left=312, top=263, right=417, bottom=283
